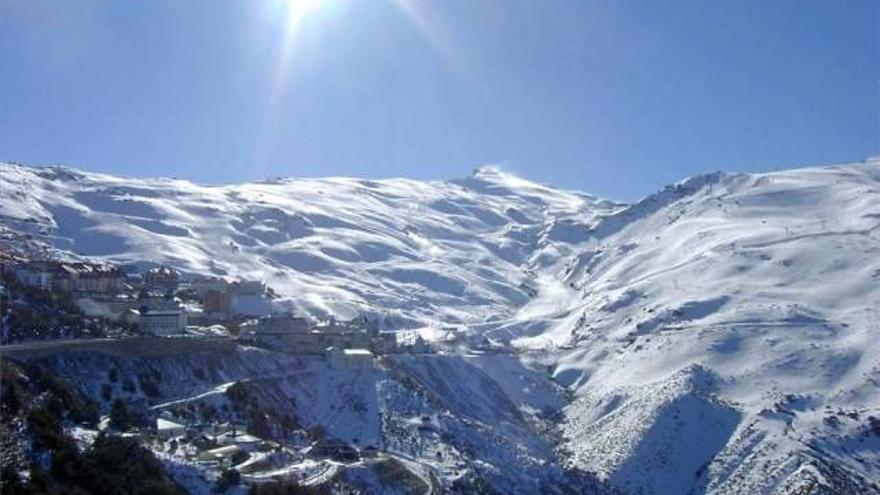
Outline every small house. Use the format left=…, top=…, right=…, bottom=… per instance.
left=156, top=418, right=186, bottom=439
left=196, top=445, right=244, bottom=467
left=139, top=308, right=187, bottom=336
left=327, top=347, right=374, bottom=370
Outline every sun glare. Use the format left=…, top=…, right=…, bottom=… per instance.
left=283, top=0, right=325, bottom=30
left=258, top=0, right=464, bottom=173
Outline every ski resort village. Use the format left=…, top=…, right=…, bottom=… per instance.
left=2, top=257, right=400, bottom=355
left=0, top=253, right=452, bottom=492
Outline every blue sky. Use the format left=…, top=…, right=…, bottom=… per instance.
left=0, top=0, right=876, bottom=201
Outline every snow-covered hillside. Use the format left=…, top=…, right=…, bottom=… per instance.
left=0, top=162, right=619, bottom=327
left=2, top=159, right=879, bottom=494
left=508, top=161, right=879, bottom=494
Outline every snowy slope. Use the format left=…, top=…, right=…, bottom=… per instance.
left=0, top=162, right=619, bottom=326
left=2, top=159, right=879, bottom=494
left=524, top=160, right=880, bottom=494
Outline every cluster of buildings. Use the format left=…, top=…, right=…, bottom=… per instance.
left=11, top=260, right=124, bottom=293
left=189, top=276, right=267, bottom=321
left=148, top=414, right=283, bottom=470
left=6, top=259, right=414, bottom=362
left=6, top=259, right=282, bottom=337
left=8, top=261, right=196, bottom=336
left=144, top=412, right=372, bottom=484
left=239, top=312, right=398, bottom=366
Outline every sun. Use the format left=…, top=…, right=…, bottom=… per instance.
left=283, top=0, right=329, bottom=26
left=289, top=0, right=326, bottom=12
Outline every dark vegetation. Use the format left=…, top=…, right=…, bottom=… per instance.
left=48, top=435, right=184, bottom=495
left=137, top=369, right=163, bottom=398
left=1, top=360, right=99, bottom=426
left=373, top=458, right=430, bottom=494
left=249, top=482, right=331, bottom=495
left=226, top=381, right=299, bottom=441
left=108, top=398, right=149, bottom=431
left=0, top=359, right=182, bottom=495
left=216, top=468, right=241, bottom=493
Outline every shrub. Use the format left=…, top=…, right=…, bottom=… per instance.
left=62, top=435, right=185, bottom=495
left=109, top=399, right=137, bottom=431
left=139, top=378, right=161, bottom=398
left=101, top=384, right=112, bottom=402
left=193, top=367, right=206, bottom=381
left=27, top=400, right=73, bottom=453
left=122, top=377, right=136, bottom=394
left=216, top=468, right=241, bottom=492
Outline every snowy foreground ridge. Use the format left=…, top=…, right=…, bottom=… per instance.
left=1, top=159, right=879, bottom=494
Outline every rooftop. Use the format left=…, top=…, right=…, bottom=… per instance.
left=343, top=349, right=373, bottom=356
left=157, top=418, right=185, bottom=431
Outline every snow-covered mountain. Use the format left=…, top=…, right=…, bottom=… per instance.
left=497, top=161, right=880, bottom=494
left=1, top=159, right=879, bottom=494
left=0, top=162, right=620, bottom=327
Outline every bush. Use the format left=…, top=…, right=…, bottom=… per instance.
left=0, top=363, right=23, bottom=415
left=216, top=468, right=241, bottom=492
left=28, top=362, right=99, bottom=424
left=225, top=382, right=252, bottom=408
left=27, top=399, right=74, bottom=453
left=0, top=464, right=27, bottom=494
left=109, top=399, right=137, bottom=431
left=307, top=425, right=325, bottom=442
left=122, top=377, right=136, bottom=394
left=101, top=383, right=112, bottom=402
left=139, top=378, right=161, bottom=398
left=193, top=367, right=206, bottom=381
left=61, top=435, right=185, bottom=495
left=231, top=450, right=249, bottom=466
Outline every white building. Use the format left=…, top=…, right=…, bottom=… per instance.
left=139, top=309, right=187, bottom=336
left=156, top=418, right=186, bottom=439
left=251, top=313, right=310, bottom=335
left=327, top=347, right=374, bottom=370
